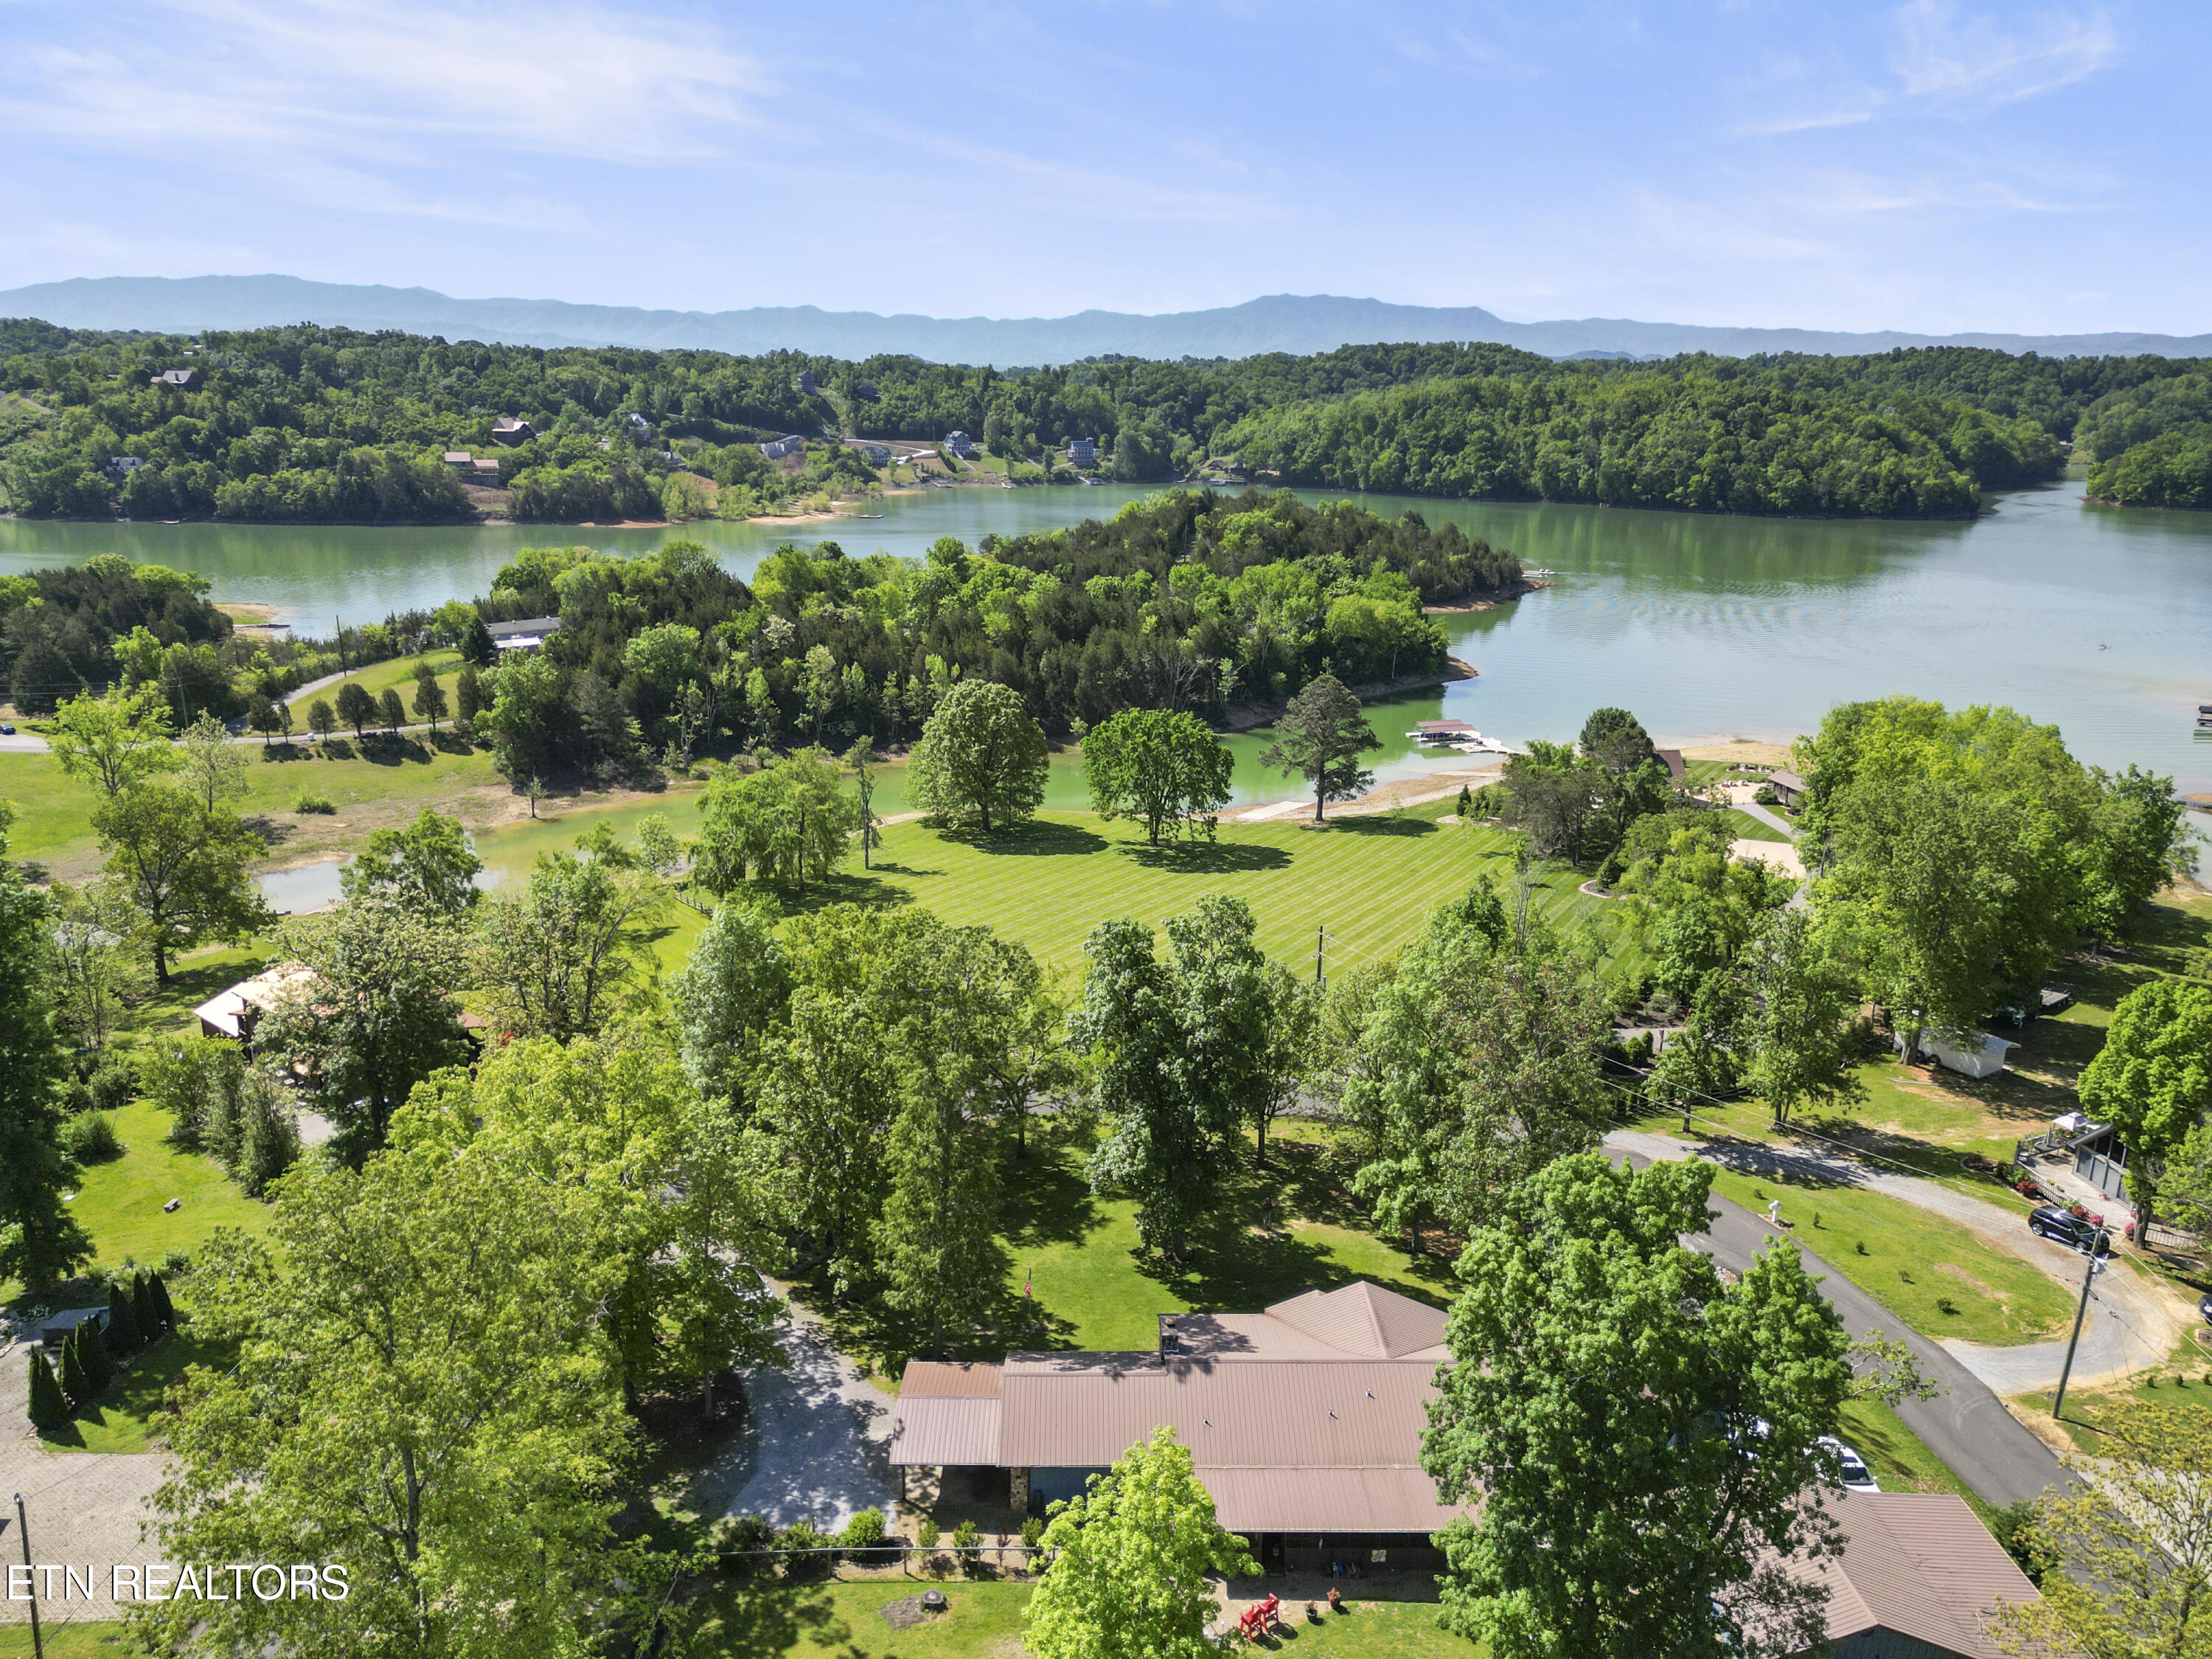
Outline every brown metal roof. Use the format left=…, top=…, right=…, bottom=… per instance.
left=998, top=1354, right=1443, bottom=1471
left=899, top=1361, right=1001, bottom=1399
left=1764, top=1492, right=2039, bottom=1658
left=1267, top=1283, right=1448, bottom=1359
left=1197, top=1467, right=1470, bottom=1534
left=888, top=1395, right=1004, bottom=1467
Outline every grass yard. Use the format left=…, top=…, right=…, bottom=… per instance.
left=0, top=1622, right=140, bottom=1659
left=36, top=1314, right=228, bottom=1453
left=0, top=740, right=508, bottom=881
left=1704, top=1167, right=2073, bottom=1346
left=807, top=1119, right=1455, bottom=1375
left=678, top=1579, right=1478, bottom=1659
left=798, top=810, right=1623, bottom=978
left=299, top=647, right=464, bottom=717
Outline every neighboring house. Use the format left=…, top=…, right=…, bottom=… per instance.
left=891, top=1281, right=1468, bottom=1573
left=847, top=440, right=891, bottom=466
left=38, top=1307, right=109, bottom=1349
left=153, top=367, right=202, bottom=391
left=1768, top=1490, right=2039, bottom=1658
left=1768, top=768, right=1809, bottom=807
left=473, top=458, right=502, bottom=479
left=944, top=431, right=976, bottom=459
left=852, top=380, right=880, bottom=403
left=442, top=451, right=474, bottom=469
left=1067, top=437, right=1098, bottom=467
left=487, top=616, right=563, bottom=653
left=193, top=962, right=316, bottom=1053
left=2069, top=1123, right=2132, bottom=1203
left=759, top=434, right=805, bottom=461
left=1655, top=746, right=1686, bottom=779
left=490, top=417, right=538, bottom=446
left=105, top=456, right=145, bottom=479
left=626, top=412, right=653, bottom=434
left=796, top=369, right=820, bottom=395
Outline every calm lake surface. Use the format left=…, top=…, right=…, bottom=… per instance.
left=7, top=476, right=2212, bottom=793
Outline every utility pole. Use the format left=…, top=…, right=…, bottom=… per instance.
left=2050, top=1227, right=2109, bottom=1422
left=1313, top=923, right=1332, bottom=988
left=13, top=1491, right=45, bottom=1659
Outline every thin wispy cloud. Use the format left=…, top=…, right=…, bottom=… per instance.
left=4, top=0, right=768, bottom=167
left=1888, top=0, right=2117, bottom=108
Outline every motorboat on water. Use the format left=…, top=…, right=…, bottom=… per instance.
left=1408, top=719, right=1512, bottom=754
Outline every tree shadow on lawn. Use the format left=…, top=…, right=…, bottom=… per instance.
left=953, top=819, right=1108, bottom=858
left=998, top=1137, right=1102, bottom=1252
left=1137, top=1136, right=1455, bottom=1312
left=1323, top=815, right=1438, bottom=838
left=1124, top=839, right=1291, bottom=874
left=787, top=872, right=919, bottom=914
left=680, top=1579, right=844, bottom=1658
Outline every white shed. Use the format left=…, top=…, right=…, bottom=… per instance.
left=1900, top=1029, right=2017, bottom=1079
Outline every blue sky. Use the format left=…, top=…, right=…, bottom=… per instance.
left=1, top=1, right=2203, bottom=333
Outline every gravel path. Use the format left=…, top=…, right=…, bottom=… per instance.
left=686, top=1294, right=896, bottom=1534
left=0, top=1337, right=168, bottom=1625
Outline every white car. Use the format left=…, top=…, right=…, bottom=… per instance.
left=1819, top=1436, right=1879, bottom=1493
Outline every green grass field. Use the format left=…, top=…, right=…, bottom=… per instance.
left=1705, top=1167, right=2072, bottom=1346
left=35, top=1314, right=227, bottom=1453
left=298, top=647, right=464, bottom=718
left=794, top=810, right=1623, bottom=978
left=0, top=1621, right=139, bottom=1659
left=678, top=1579, right=1478, bottom=1659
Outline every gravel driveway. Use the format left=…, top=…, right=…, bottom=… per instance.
left=687, top=1295, right=896, bottom=1534
left=0, top=1338, right=168, bottom=1625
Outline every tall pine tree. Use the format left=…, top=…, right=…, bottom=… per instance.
left=132, top=1273, right=158, bottom=1343
left=107, top=1280, right=139, bottom=1349
left=0, top=804, right=91, bottom=1291
left=60, top=1325, right=91, bottom=1406
left=150, top=1271, right=177, bottom=1334
left=28, top=1346, right=71, bottom=1431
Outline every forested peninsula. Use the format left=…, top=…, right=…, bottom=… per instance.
left=3, top=317, right=2208, bottom=523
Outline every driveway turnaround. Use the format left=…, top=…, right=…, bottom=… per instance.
left=689, top=1295, right=897, bottom=1534
left=1605, top=1130, right=2067, bottom=1508
left=0, top=1340, right=169, bottom=1625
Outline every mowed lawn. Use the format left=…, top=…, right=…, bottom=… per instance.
left=818, top=811, right=1624, bottom=976
left=1705, top=1168, right=2073, bottom=1346
left=680, top=1579, right=1478, bottom=1659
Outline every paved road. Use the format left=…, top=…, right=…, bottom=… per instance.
left=1736, top=800, right=1799, bottom=840
left=1606, top=1133, right=2067, bottom=1508
left=1668, top=1131, right=2183, bottom=1391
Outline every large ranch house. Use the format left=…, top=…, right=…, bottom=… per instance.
left=890, top=1281, right=1464, bottom=1576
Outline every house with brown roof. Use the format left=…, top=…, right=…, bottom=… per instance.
left=1767, top=1489, right=2041, bottom=1658
left=890, top=1281, right=1468, bottom=1575
left=1769, top=767, right=1809, bottom=807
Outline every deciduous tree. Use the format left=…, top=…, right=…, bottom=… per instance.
left=1424, top=1152, right=1851, bottom=1659
left=257, top=897, right=473, bottom=1162
left=908, top=678, right=1048, bottom=835
left=335, top=680, right=376, bottom=740
left=475, top=835, right=668, bottom=1043
left=91, top=782, right=270, bottom=981
left=669, top=894, right=793, bottom=1113
left=1082, top=708, right=1232, bottom=846
left=340, top=806, right=483, bottom=918
left=2076, top=976, right=2212, bottom=1245
left=1024, top=1427, right=1258, bottom=1659
left=47, top=684, right=181, bottom=797
left=177, top=712, right=248, bottom=814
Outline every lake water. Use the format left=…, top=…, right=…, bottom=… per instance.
left=7, top=476, right=2212, bottom=794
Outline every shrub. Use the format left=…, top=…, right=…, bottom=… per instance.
left=709, top=1514, right=773, bottom=1576
left=87, top=1053, right=138, bottom=1113
left=1020, top=1515, right=1045, bottom=1551
left=952, top=1518, right=980, bottom=1576
left=293, top=793, right=337, bottom=814
left=59, top=1110, right=122, bottom=1163
left=916, top=1516, right=939, bottom=1549
left=1753, top=784, right=1778, bottom=805
left=233, top=1071, right=302, bottom=1196
left=776, top=1519, right=832, bottom=1579
left=159, top=1248, right=193, bottom=1278
left=841, top=1508, right=886, bottom=1551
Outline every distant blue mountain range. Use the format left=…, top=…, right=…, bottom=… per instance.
left=4, top=275, right=2205, bottom=366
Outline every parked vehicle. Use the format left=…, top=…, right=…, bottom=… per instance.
left=0, top=722, right=15, bottom=734
left=2199, top=1291, right=2211, bottom=1326
left=1818, top=1436, right=1880, bottom=1493
left=2028, top=1205, right=2110, bottom=1254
